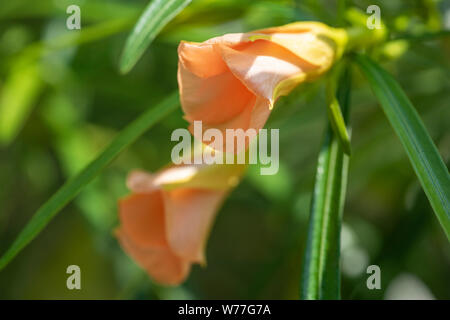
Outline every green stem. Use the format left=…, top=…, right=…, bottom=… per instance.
left=300, top=67, right=351, bottom=300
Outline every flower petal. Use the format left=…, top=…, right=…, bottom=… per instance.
left=119, top=192, right=167, bottom=248
left=253, top=22, right=347, bottom=65
left=178, top=60, right=255, bottom=125
left=184, top=95, right=270, bottom=153
left=218, top=39, right=314, bottom=103
left=127, top=170, right=158, bottom=192
left=163, top=189, right=227, bottom=264
left=178, top=41, right=228, bottom=78
left=249, top=33, right=335, bottom=71
left=116, top=228, right=190, bottom=285
left=177, top=23, right=344, bottom=154
left=155, top=163, right=247, bottom=190
left=249, top=96, right=272, bottom=131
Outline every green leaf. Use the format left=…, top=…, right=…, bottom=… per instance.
left=119, top=0, right=192, bottom=74
left=326, top=96, right=351, bottom=155
left=0, top=59, right=43, bottom=145
left=0, top=18, right=134, bottom=146
left=300, top=67, right=351, bottom=300
left=355, top=54, right=450, bottom=240
left=0, top=92, right=179, bottom=271
left=24, top=17, right=135, bottom=61
left=326, top=74, right=351, bottom=155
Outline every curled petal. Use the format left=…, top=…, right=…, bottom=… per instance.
left=187, top=97, right=271, bottom=152
left=253, top=22, right=348, bottom=64
left=178, top=60, right=255, bottom=125
left=119, top=192, right=166, bottom=248
left=127, top=170, right=157, bottom=192
left=187, top=98, right=254, bottom=151
left=248, top=33, right=334, bottom=72
left=178, top=41, right=228, bottom=78
left=116, top=228, right=190, bottom=285
left=163, top=189, right=227, bottom=264
left=249, top=97, right=272, bottom=131
left=218, top=40, right=314, bottom=103
left=127, top=163, right=246, bottom=192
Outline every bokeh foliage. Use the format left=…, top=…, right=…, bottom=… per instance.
left=0, top=0, right=449, bottom=299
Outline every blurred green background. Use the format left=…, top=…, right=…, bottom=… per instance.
left=0, top=0, right=449, bottom=299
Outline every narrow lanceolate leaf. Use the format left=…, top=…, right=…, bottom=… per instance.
left=119, top=0, right=192, bottom=73
left=0, top=92, right=180, bottom=271
left=301, top=68, right=351, bottom=300
left=356, top=54, right=450, bottom=240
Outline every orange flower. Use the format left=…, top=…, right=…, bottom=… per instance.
left=116, top=162, right=246, bottom=285
left=177, top=22, right=347, bottom=151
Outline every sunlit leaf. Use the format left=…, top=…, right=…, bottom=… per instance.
left=356, top=54, right=450, bottom=240
left=119, top=0, right=192, bottom=74
left=301, top=67, right=351, bottom=300
left=0, top=59, right=42, bottom=145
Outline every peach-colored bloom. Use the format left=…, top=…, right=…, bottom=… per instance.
left=177, top=22, right=347, bottom=151
left=116, top=163, right=246, bottom=285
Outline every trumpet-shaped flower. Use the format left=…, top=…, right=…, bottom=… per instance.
left=177, top=22, right=347, bottom=151
left=116, top=162, right=246, bottom=285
